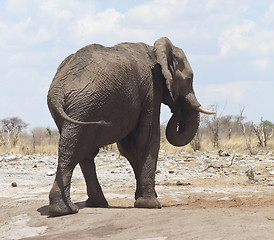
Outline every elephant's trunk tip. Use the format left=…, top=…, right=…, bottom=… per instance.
left=195, top=106, right=216, bottom=115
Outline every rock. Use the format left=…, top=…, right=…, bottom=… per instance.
left=218, top=150, right=230, bottom=157
left=269, top=171, right=274, bottom=175
left=256, top=171, right=264, bottom=175
left=46, top=170, right=56, bottom=176
left=168, top=170, right=174, bottom=174
left=176, top=181, right=191, bottom=186
left=176, top=181, right=183, bottom=185
left=11, top=182, right=17, bottom=187
left=218, top=196, right=231, bottom=201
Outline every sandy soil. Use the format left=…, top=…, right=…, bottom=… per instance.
left=1, top=150, right=274, bottom=240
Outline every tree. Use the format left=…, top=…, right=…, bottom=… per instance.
left=219, top=115, right=233, bottom=139
left=31, top=127, right=49, bottom=153
left=263, top=120, right=274, bottom=127
left=253, top=118, right=273, bottom=147
left=204, top=104, right=220, bottom=148
left=46, top=127, right=52, bottom=144
left=0, top=117, right=28, bottom=146
left=238, top=108, right=258, bottom=155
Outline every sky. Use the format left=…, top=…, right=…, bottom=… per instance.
left=0, top=0, right=274, bottom=129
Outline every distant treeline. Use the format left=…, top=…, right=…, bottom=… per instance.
left=1, top=107, right=273, bottom=155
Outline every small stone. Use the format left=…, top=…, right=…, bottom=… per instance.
left=269, top=171, right=274, bottom=175
left=156, top=170, right=161, bottom=174
left=46, top=170, right=56, bottom=176
left=176, top=181, right=191, bottom=186
left=218, top=196, right=231, bottom=201
left=33, top=164, right=38, bottom=168
left=168, top=170, right=175, bottom=174
left=11, top=182, right=17, bottom=187
left=218, top=150, right=230, bottom=157
left=176, top=181, right=183, bottom=185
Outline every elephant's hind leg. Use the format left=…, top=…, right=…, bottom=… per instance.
left=48, top=136, right=79, bottom=217
left=48, top=124, right=93, bottom=217
left=79, top=149, right=108, bottom=208
left=48, top=166, right=79, bottom=217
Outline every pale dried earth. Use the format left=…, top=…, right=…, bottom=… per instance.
left=1, top=149, right=274, bottom=240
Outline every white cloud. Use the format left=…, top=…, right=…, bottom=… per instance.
left=204, top=82, right=246, bottom=103
left=251, top=59, right=269, bottom=71
left=196, top=80, right=274, bottom=122
left=4, top=0, right=33, bottom=15
left=218, top=19, right=274, bottom=57
left=40, top=0, right=74, bottom=19
left=74, top=8, right=125, bottom=45
left=125, top=0, right=180, bottom=26
left=263, top=2, right=274, bottom=26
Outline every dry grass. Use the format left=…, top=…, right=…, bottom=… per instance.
left=160, top=135, right=274, bottom=155
left=1, top=132, right=273, bottom=156
left=0, top=141, right=58, bottom=155
left=0, top=134, right=59, bottom=155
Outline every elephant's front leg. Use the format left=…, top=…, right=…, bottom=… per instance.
left=118, top=114, right=161, bottom=209
left=134, top=140, right=161, bottom=209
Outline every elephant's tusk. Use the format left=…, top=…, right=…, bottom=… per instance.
left=195, top=106, right=216, bottom=115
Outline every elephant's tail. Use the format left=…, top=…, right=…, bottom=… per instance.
left=47, top=93, right=112, bottom=126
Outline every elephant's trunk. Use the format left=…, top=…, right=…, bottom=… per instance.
left=166, top=109, right=200, bottom=147
left=166, top=92, right=214, bottom=147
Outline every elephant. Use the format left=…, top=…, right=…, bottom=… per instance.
left=47, top=37, right=214, bottom=217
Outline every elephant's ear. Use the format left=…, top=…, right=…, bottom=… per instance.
left=154, top=37, right=176, bottom=101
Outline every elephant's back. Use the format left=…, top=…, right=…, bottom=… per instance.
left=56, top=44, right=147, bottom=120
left=52, top=42, right=154, bottom=98
left=72, top=42, right=155, bottom=78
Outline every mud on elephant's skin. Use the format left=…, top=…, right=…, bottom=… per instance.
left=47, top=37, right=214, bottom=217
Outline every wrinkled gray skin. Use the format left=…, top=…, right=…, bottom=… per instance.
left=47, top=37, right=203, bottom=217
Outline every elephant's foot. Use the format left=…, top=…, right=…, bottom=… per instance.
left=135, top=190, right=158, bottom=200
left=85, top=196, right=109, bottom=208
left=134, top=196, right=161, bottom=209
left=48, top=201, right=79, bottom=217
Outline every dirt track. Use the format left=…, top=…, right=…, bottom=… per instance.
left=1, top=150, right=274, bottom=239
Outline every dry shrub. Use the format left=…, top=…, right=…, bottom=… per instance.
left=0, top=128, right=59, bottom=155
left=160, top=134, right=274, bottom=155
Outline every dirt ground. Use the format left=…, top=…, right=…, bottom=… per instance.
left=1, top=150, right=274, bottom=240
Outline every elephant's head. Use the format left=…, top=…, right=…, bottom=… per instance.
left=154, top=37, right=214, bottom=147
